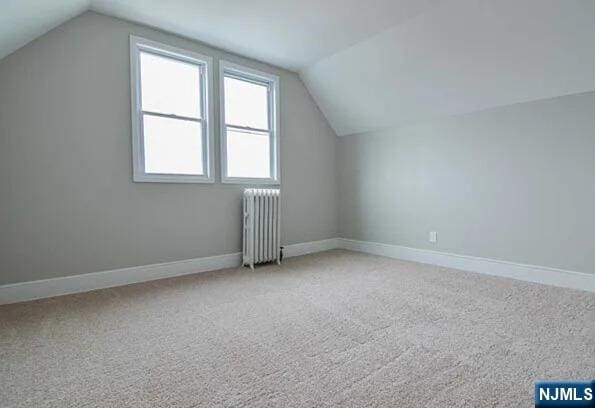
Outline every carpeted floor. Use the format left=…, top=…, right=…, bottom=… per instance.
left=1, top=250, right=593, bottom=407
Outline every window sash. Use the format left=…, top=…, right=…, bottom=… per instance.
left=223, top=74, right=272, bottom=132
left=222, top=124, right=273, bottom=179
left=139, top=49, right=205, bottom=120
left=222, top=122, right=276, bottom=183
left=220, top=62, right=279, bottom=184
left=225, top=127, right=272, bottom=179
left=139, top=111, right=207, bottom=176
left=130, top=35, right=213, bottom=183
left=138, top=50, right=208, bottom=175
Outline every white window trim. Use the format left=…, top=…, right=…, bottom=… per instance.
left=219, top=60, right=280, bottom=185
left=130, top=35, right=215, bottom=183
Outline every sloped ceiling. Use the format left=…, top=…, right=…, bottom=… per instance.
left=0, top=0, right=90, bottom=62
left=2, top=0, right=595, bottom=137
left=90, top=0, right=441, bottom=71
left=302, top=0, right=595, bottom=135
left=0, top=0, right=440, bottom=70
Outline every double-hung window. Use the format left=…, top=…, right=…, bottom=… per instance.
left=220, top=61, right=279, bottom=184
left=130, top=36, right=213, bottom=183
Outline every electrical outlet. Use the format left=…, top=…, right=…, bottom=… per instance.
left=429, top=231, right=438, bottom=243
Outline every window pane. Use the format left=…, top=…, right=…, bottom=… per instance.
left=143, top=115, right=203, bottom=175
left=226, top=128, right=270, bottom=178
left=224, top=76, right=268, bottom=129
left=140, top=52, right=201, bottom=118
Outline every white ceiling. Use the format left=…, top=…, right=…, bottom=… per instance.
left=2, top=0, right=595, bottom=137
left=0, top=0, right=90, bottom=63
left=302, top=0, right=595, bottom=135
left=90, top=0, right=442, bottom=70
left=0, top=0, right=441, bottom=70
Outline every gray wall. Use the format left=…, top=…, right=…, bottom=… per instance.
left=338, top=91, right=595, bottom=274
left=0, top=12, right=338, bottom=285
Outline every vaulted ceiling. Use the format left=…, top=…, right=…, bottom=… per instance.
left=0, top=0, right=89, bottom=63
left=2, top=0, right=595, bottom=136
left=0, top=0, right=440, bottom=70
left=302, top=0, right=595, bottom=135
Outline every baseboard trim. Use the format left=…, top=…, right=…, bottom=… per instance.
left=283, top=238, right=340, bottom=258
left=5, top=237, right=590, bottom=305
left=0, top=239, right=339, bottom=305
left=0, top=252, right=243, bottom=305
left=338, top=238, right=595, bottom=293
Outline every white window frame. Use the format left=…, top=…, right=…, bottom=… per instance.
left=130, top=35, right=214, bottom=183
left=219, top=60, right=280, bottom=184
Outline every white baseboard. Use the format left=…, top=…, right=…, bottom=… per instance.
left=338, top=238, right=595, bottom=293
left=0, top=239, right=340, bottom=305
left=4, top=236, right=591, bottom=305
left=0, top=252, right=242, bottom=305
left=283, top=238, right=339, bottom=258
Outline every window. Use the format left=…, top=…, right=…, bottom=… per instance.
left=130, top=36, right=213, bottom=183
left=220, top=61, right=279, bottom=184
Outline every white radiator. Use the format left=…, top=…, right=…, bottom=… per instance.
left=243, top=189, right=281, bottom=269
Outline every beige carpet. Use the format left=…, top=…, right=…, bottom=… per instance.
left=1, top=250, right=593, bottom=407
